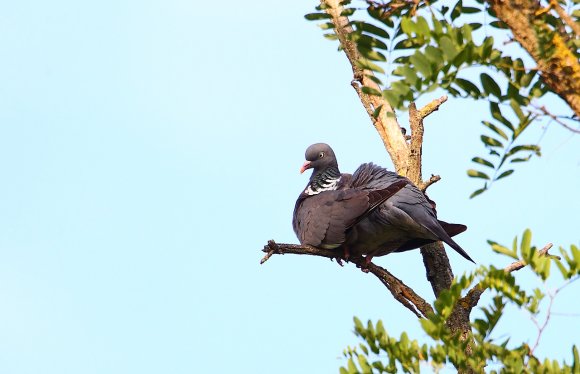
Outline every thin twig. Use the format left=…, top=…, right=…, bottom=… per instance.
left=418, top=174, right=441, bottom=192
left=260, top=240, right=434, bottom=318
left=533, top=104, right=580, bottom=134
left=529, top=289, right=555, bottom=356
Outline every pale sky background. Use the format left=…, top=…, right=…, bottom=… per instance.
left=0, top=1, right=578, bottom=373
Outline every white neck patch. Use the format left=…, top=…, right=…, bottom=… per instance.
left=304, top=176, right=340, bottom=196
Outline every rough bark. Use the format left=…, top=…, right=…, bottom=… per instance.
left=486, top=0, right=580, bottom=118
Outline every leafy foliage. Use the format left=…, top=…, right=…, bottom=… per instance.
left=339, top=230, right=579, bottom=373
left=306, top=0, right=580, bottom=197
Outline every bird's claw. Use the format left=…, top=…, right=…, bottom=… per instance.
left=331, top=257, right=345, bottom=267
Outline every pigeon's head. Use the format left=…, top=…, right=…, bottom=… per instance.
left=300, top=143, right=338, bottom=174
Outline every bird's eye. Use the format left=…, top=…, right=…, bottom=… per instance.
left=319, top=152, right=324, bottom=158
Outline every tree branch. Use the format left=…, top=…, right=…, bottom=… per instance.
left=549, top=0, right=580, bottom=37
left=486, top=0, right=580, bottom=118
left=260, top=240, right=434, bottom=318
left=407, top=95, right=447, bottom=191
left=322, top=0, right=409, bottom=174
left=320, top=0, right=456, bottom=317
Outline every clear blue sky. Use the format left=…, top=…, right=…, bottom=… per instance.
left=0, top=1, right=578, bottom=373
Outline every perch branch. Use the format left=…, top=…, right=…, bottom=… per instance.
left=321, top=0, right=457, bottom=326
left=261, top=240, right=434, bottom=318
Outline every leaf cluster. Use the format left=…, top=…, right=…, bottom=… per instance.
left=339, top=229, right=579, bottom=373
left=306, top=0, right=580, bottom=197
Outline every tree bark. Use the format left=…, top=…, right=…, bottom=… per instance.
left=486, top=0, right=580, bottom=118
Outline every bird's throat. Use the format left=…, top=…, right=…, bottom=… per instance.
left=304, top=167, right=341, bottom=195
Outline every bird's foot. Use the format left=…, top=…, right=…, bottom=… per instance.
left=359, top=255, right=374, bottom=273
left=343, top=247, right=350, bottom=262
left=332, top=257, right=345, bottom=267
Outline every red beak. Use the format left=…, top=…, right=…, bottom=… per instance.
left=299, top=161, right=312, bottom=174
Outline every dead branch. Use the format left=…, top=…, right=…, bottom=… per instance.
left=261, top=240, right=434, bottom=318
left=407, top=95, right=448, bottom=190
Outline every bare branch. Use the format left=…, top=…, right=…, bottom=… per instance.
left=418, top=174, right=441, bottom=192
left=529, top=287, right=555, bottom=356
left=407, top=96, right=447, bottom=190
left=533, top=104, right=580, bottom=134
left=261, top=240, right=434, bottom=318
left=504, top=243, right=554, bottom=272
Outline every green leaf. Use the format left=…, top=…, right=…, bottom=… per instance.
left=347, top=358, right=358, bottom=374
left=467, top=169, right=490, bottom=180
left=490, top=102, right=515, bottom=131
left=521, top=229, right=532, bottom=259
left=355, top=59, right=385, bottom=74
left=401, top=17, right=415, bottom=35
left=354, top=21, right=390, bottom=39
left=361, top=86, right=382, bottom=96
left=410, top=52, right=432, bottom=78
left=480, top=73, right=501, bottom=98
left=357, top=46, right=387, bottom=62
left=506, top=145, right=541, bottom=158
left=340, top=8, right=355, bottom=16
left=481, top=135, right=503, bottom=147
left=304, top=12, right=331, bottom=20
left=439, top=36, right=458, bottom=61
left=490, top=20, right=507, bottom=29
left=455, top=78, right=481, bottom=97
left=482, top=121, right=509, bottom=140
left=416, top=16, right=431, bottom=37
left=425, top=46, right=443, bottom=65
left=488, top=240, right=518, bottom=259
left=462, top=6, right=481, bottom=13
left=451, top=0, right=462, bottom=21
left=469, top=22, right=482, bottom=31
left=452, top=47, right=470, bottom=67
left=394, top=38, right=424, bottom=49
left=318, top=22, right=335, bottom=30
left=495, top=169, right=514, bottom=180
left=510, top=156, right=532, bottom=163
left=472, top=157, right=494, bottom=168
left=352, top=34, right=389, bottom=50
left=470, top=187, right=487, bottom=198
left=372, top=105, right=383, bottom=119
left=394, top=65, right=419, bottom=86
left=509, top=99, right=526, bottom=121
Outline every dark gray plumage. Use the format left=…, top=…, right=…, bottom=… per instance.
left=292, top=143, right=474, bottom=263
